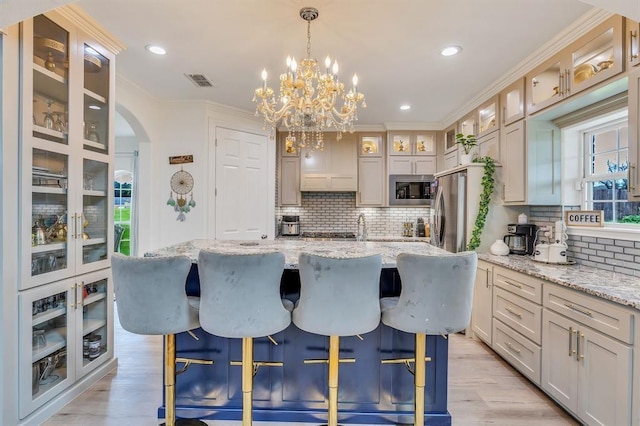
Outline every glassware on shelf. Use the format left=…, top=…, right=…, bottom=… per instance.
left=52, top=112, right=67, bottom=134
left=85, top=122, right=100, bottom=143
left=42, top=100, right=55, bottom=130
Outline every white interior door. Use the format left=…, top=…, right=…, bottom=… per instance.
left=215, top=127, right=272, bottom=240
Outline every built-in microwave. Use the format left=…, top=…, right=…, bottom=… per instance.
left=389, top=174, right=435, bottom=206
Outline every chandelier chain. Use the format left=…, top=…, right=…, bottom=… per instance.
left=306, top=19, right=311, bottom=58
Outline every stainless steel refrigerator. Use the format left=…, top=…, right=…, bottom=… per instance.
left=432, top=170, right=467, bottom=253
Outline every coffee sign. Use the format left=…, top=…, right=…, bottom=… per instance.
left=565, top=210, right=604, bottom=227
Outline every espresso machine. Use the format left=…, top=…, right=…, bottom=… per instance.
left=503, top=224, right=537, bottom=255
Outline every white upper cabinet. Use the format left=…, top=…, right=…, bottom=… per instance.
left=500, top=78, right=525, bottom=126
left=300, top=132, right=357, bottom=191
left=527, top=16, right=623, bottom=115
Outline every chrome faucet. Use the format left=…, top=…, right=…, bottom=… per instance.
left=356, top=213, right=367, bottom=242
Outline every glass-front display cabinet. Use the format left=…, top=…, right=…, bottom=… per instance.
left=528, top=16, right=622, bottom=115
left=19, top=270, right=113, bottom=418
left=388, top=132, right=435, bottom=156
left=477, top=95, right=499, bottom=138
left=20, top=13, right=114, bottom=290
left=501, top=78, right=525, bottom=126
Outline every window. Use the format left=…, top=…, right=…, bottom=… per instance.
left=583, top=119, right=640, bottom=224
left=114, top=170, right=133, bottom=255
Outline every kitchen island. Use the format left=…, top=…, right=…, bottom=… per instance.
left=145, top=239, right=455, bottom=425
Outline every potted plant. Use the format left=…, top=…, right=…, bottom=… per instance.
left=455, top=133, right=477, bottom=164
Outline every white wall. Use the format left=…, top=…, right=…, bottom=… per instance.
left=115, top=79, right=269, bottom=253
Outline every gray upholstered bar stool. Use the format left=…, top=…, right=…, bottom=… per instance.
left=111, top=253, right=206, bottom=426
left=381, top=251, right=477, bottom=426
left=293, top=253, right=383, bottom=426
left=196, top=250, right=291, bottom=426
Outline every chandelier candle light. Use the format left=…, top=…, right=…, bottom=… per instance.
left=253, top=7, right=366, bottom=152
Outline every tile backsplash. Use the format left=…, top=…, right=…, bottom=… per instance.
left=278, top=192, right=430, bottom=237
left=529, top=205, right=640, bottom=277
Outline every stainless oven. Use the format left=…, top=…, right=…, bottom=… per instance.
left=389, top=174, right=435, bottom=206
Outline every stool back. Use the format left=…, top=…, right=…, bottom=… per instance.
left=293, top=253, right=382, bottom=337
left=197, top=250, right=290, bottom=338
left=384, top=252, right=477, bottom=334
left=111, top=253, right=199, bottom=335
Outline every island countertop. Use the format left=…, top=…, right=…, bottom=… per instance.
left=144, top=238, right=448, bottom=269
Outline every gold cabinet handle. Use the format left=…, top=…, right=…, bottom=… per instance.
left=505, top=341, right=520, bottom=354
left=565, top=69, right=571, bottom=94
left=70, top=283, right=77, bottom=308
left=568, top=326, right=575, bottom=356
left=485, top=267, right=490, bottom=288
left=630, top=30, right=638, bottom=61
left=564, top=303, right=592, bottom=317
left=629, top=164, right=637, bottom=192
left=504, top=306, right=522, bottom=318
left=576, top=332, right=584, bottom=361
left=503, top=279, right=522, bottom=289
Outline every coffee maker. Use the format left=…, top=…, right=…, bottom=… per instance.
left=503, top=224, right=537, bottom=255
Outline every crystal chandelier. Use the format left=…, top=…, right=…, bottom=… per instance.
left=253, top=7, right=366, bottom=151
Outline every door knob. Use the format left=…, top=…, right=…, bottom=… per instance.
left=261, top=234, right=267, bottom=239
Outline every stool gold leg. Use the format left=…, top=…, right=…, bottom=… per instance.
left=165, top=334, right=176, bottom=426
left=414, top=333, right=426, bottom=426
left=242, top=337, right=254, bottom=426
left=328, top=335, right=339, bottom=426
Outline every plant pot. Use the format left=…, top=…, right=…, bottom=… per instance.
left=460, top=153, right=473, bottom=165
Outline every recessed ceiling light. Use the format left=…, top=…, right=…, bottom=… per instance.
left=400, top=105, right=411, bottom=110
left=89, top=105, right=101, bottom=110
left=441, top=46, right=462, bottom=56
left=145, top=44, right=166, bottom=55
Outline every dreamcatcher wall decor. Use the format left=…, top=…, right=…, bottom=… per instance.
left=167, top=167, right=196, bottom=221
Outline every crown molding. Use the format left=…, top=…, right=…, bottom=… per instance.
left=440, top=7, right=614, bottom=128
left=56, top=3, right=126, bottom=54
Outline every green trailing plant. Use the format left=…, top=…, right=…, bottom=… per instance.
left=466, top=156, right=496, bottom=251
left=455, top=133, right=478, bottom=155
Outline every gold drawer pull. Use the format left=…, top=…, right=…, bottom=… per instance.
left=564, top=303, right=592, bottom=317
left=304, top=358, right=355, bottom=364
left=381, top=357, right=432, bottom=364
left=504, top=280, right=522, bottom=289
left=505, top=306, right=522, bottom=318
left=505, top=342, right=521, bottom=354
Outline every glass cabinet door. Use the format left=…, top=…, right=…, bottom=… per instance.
left=444, top=125, right=457, bottom=153
left=414, top=133, right=436, bottom=156
left=389, top=132, right=412, bottom=155
left=83, top=44, right=110, bottom=153
left=569, top=16, right=622, bottom=94
left=458, top=112, right=476, bottom=137
left=28, top=147, right=73, bottom=289
left=477, top=96, right=499, bottom=138
left=359, top=135, right=382, bottom=157
left=31, top=15, right=70, bottom=145
left=78, top=157, right=110, bottom=272
left=528, top=59, right=564, bottom=114
left=501, top=78, right=525, bottom=126
left=76, top=270, right=112, bottom=378
left=20, top=280, right=74, bottom=418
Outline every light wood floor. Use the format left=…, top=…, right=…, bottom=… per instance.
left=44, top=305, right=578, bottom=426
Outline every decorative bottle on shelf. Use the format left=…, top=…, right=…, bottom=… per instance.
left=490, top=239, right=510, bottom=256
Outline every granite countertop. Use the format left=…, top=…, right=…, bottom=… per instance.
left=145, top=238, right=446, bottom=269
left=479, top=253, right=640, bottom=311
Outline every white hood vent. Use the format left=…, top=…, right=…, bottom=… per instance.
left=185, top=73, right=213, bottom=87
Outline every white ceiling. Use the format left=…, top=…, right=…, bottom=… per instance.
left=55, top=1, right=615, bottom=129
left=2, top=1, right=639, bottom=132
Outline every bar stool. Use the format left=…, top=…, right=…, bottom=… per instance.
left=380, top=252, right=477, bottom=426
left=196, top=250, right=291, bottom=426
left=111, top=253, right=207, bottom=426
left=293, top=253, right=382, bottom=426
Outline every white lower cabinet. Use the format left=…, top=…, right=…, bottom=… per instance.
left=472, top=261, right=493, bottom=344
left=19, top=269, right=113, bottom=418
left=474, top=263, right=636, bottom=425
left=542, top=308, right=632, bottom=426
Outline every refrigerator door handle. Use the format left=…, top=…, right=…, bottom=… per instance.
left=434, top=184, right=445, bottom=247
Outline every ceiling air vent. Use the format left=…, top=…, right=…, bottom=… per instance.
left=185, top=73, right=213, bottom=88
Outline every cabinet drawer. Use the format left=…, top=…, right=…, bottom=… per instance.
left=543, top=284, right=634, bottom=344
left=493, top=287, right=542, bottom=345
left=493, top=266, right=542, bottom=303
left=493, top=319, right=541, bottom=385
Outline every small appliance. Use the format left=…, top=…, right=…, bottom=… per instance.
left=503, top=224, right=537, bottom=255
left=416, top=218, right=426, bottom=237
left=533, top=220, right=568, bottom=263
left=389, top=174, right=434, bottom=206
left=280, top=215, right=300, bottom=236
